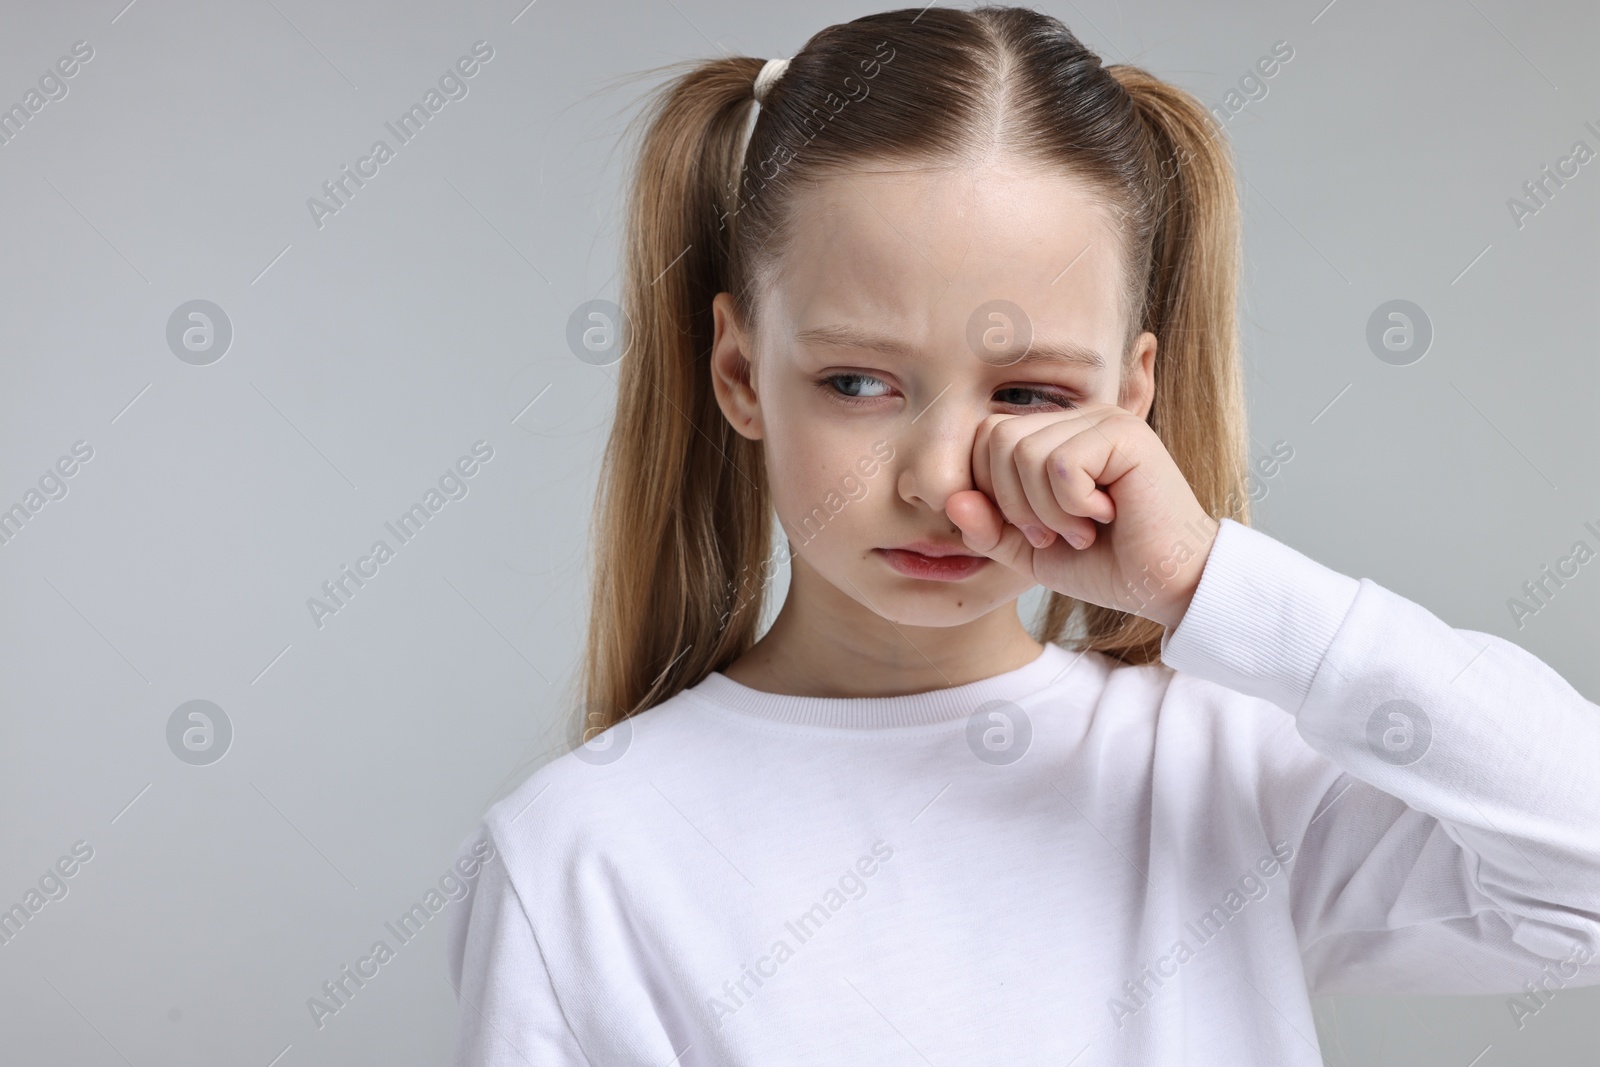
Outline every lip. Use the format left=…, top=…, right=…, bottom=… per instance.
left=875, top=545, right=989, bottom=581
left=889, top=540, right=980, bottom=558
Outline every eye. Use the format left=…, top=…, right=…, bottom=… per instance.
left=816, top=373, right=894, bottom=406
left=815, top=374, right=1079, bottom=411
left=995, top=386, right=1078, bottom=411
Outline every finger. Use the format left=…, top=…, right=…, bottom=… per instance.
left=946, top=488, right=1037, bottom=576
left=969, top=413, right=1004, bottom=501
left=1051, top=415, right=1138, bottom=525
left=1013, top=417, right=1108, bottom=548
left=980, top=416, right=1058, bottom=549
left=1045, top=436, right=1116, bottom=530
left=1009, top=408, right=1121, bottom=532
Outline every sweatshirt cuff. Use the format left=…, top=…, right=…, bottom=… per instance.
left=1159, top=518, right=1362, bottom=714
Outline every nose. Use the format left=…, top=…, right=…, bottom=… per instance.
left=894, top=398, right=978, bottom=517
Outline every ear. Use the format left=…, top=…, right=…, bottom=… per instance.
left=710, top=292, right=764, bottom=441
left=1121, top=330, right=1158, bottom=422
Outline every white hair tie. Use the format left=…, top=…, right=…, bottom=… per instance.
left=754, top=57, right=790, bottom=105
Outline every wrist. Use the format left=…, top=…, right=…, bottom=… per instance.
left=1142, top=518, right=1220, bottom=631
left=1155, top=578, right=1200, bottom=632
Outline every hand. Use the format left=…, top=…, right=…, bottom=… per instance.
left=945, top=403, right=1219, bottom=631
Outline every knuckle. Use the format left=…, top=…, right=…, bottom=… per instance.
left=990, top=418, right=1024, bottom=447
left=1049, top=446, right=1080, bottom=481
left=1015, top=435, right=1048, bottom=466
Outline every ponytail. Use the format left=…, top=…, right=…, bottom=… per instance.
left=1035, top=65, right=1248, bottom=664
left=574, top=57, right=776, bottom=745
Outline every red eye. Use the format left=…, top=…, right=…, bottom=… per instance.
left=995, top=387, right=1078, bottom=410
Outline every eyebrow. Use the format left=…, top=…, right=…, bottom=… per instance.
left=794, top=323, right=1107, bottom=371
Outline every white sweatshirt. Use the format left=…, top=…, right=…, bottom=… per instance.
left=444, top=518, right=1600, bottom=1065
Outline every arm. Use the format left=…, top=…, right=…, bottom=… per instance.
left=1160, top=518, right=1600, bottom=997
left=445, top=824, right=592, bottom=1066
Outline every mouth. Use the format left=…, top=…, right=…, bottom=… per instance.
left=874, top=542, right=989, bottom=582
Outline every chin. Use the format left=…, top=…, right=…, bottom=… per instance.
left=860, top=581, right=1006, bottom=627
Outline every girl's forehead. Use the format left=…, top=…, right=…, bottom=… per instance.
left=787, top=162, right=1116, bottom=231
left=770, top=168, right=1127, bottom=348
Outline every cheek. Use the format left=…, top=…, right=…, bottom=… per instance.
left=768, top=431, right=871, bottom=512
left=761, top=417, right=885, bottom=539
left=761, top=394, right=854, bottom=485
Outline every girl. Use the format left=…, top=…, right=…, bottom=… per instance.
left=446, top=6, right=1600, bottom=1063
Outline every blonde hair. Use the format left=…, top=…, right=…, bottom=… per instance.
left=569, top=4, right=1249, bottom=751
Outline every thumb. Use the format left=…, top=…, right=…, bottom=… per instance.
left=946, top=489, right=1036, bottom=578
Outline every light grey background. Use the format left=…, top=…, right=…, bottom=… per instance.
left=1, top=0, right=1595, bottom=1063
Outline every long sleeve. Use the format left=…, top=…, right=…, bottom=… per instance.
left=1159, top=517, right=1600, bottom=998
left=445, top=824, right=591, bottom=1066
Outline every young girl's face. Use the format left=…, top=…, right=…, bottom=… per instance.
left=711, top=162, right=1156, bottom=630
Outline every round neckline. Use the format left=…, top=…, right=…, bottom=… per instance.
left=683, top=642, right=1079, bottom=729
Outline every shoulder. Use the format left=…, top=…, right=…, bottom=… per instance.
left=1030, top=644, right=1306, bottom=778
left=1153, top=648, right=1326, bottom=758
left=461, top=685, right=720, bottom=875
left=1085, top=643, right=1287, bottom=734
left=1136, top=653, right=1343, bottom=842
